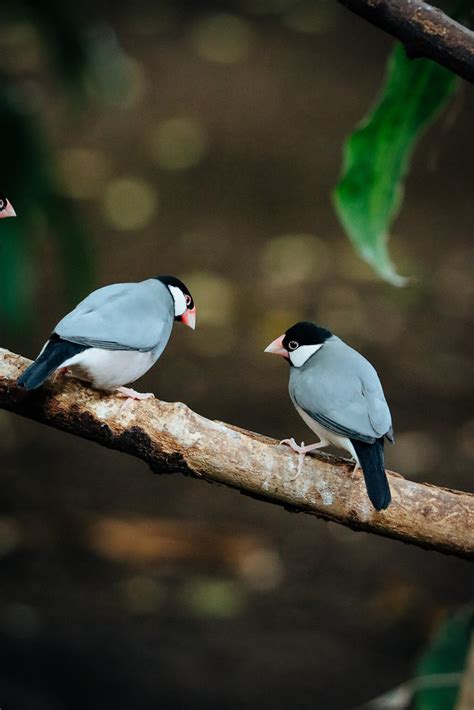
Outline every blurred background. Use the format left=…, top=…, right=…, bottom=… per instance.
left=0, top=1, right=473, bottom=708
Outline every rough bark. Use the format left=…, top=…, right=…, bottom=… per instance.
left=338, top=0, right=474, bottom=84
left=0, top=348, right=473, bottom=559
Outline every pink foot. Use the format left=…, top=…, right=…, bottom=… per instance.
left=279, top=437, right=329, bottom=477
left=52, top=367, right=70, bottom=382
left=116, top=387, right=154, bottom=400
left=116, top=387, right=155, bottom=414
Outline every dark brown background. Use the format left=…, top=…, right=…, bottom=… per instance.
left=0, top=2, right=473, bottom=708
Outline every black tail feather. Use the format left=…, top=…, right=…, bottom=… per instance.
left=17, top=334, right=87, bottom=390
left=351, top=438, right=391, bottom=511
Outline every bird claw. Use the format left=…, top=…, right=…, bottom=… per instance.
left=280, top=437, right=331, bottom=479
left=279, top=437, right=303, bottom=453
left=279, top=438, right=307, bottom=479
left=116, top=387, right=154, bottom=401
left=292, top=451, right=306, bottom=479
left=116, top=387, right=155, bottom=415
left=52, top=367, right=70, bottom=382
left=287, top=448, right=307, bottom=481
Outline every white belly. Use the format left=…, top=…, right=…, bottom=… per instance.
left=295, top=404, right=358, bottom=462
left=61, top=348, right=159, bottom=390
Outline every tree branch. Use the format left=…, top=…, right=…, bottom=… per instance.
left=1, top=348, right=473, bottom=559
left=338, top=0, right=474, bottom=84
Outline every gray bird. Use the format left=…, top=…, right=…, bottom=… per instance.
left=265, top=321, right=393, bottom=510
left=18, top=276, right=196, bottom=401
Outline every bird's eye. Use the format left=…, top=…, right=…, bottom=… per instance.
left=185, top=294, right=192, bottom=307
left=288, top=341, right=299, bottom=351
left=0, top=199, right=4, bottom=211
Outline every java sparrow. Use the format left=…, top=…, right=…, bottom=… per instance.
left=18, top=276, right=196, bottom=401
left=265, top=321, right=393, bottom=510
left=0, top=194, right=16, bottom=218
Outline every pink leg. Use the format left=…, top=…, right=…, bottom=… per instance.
left=116, top=386, right=154, bottom=400
left=116, top=387, right=155, bottom=415
left=279, top=438, right=329, bottom=476
left=52, top=367, right=70, bottom=382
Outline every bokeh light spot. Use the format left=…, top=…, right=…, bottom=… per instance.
left=0, top=22, right=43, bottom=74
left=151, top=117, right=208, bottom=171
left=114, top=57, right=146, bottom=108
left=120, top=576, right=163, bottom=614
left=315, top=284, right=363, bottom=337
left=257, top=308, right=301, bottom=351
left=183, top=271, right=235, bottom=327
left=86, top=28, right=146, bottom=108
left=191, top=14, right=255, bottom=64
left=0, top=519, right=19, bottom=557
left=282, top=0, right=338, bottom=34
left=180, top=578, right=244, bottom=618
left=261, top=233, right=330, bottom=285
left=102, top=177, right=158, bottom=230
left=57, top=148, right=109, bottom=199
left=238, top=548, right=283, bottom=591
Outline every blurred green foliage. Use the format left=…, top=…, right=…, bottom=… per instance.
left=16, top=0, right=90, bottom=95
left=365, top=608, right=473, bottom=709
left=0, top=92, right=92, bottom=331
left=180, top=577, right=245, bottom=618
left=333, top=45, right=457, bottom=286
left=414, top=607, right=473, bottom=709
left=0, top=0, right=131, bottom=332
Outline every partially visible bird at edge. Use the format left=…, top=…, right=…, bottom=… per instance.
left=0, top=194, right=16, bottom=219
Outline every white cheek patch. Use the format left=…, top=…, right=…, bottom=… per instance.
left=168, top=285, right=187, bottom=317
left=289, top=343, right=323, bottom=367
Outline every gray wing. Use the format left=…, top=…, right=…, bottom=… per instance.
left=289, top=339, right=393, bottom=443
left=55, top=279, right=174, bottom=352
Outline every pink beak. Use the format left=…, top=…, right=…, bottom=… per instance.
left=264, top=334, right=288, bottom=359
left=0, top=201, right=16, bottom=219
left=181, top=307, right=196, bottom=330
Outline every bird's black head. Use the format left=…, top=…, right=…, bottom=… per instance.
left=282, top=321, right=332, bottom=352
left=265, top=321, right=333, bottom=367
left=155, top=275, right=196, bottom=329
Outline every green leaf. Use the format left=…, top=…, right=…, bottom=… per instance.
left=333, top=44, right=457, bottom=285
left=414, top=607, right=473, bottom=710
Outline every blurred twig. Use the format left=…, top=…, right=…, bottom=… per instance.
left=1, top=348, right=473, bottom=560
left=338, top=0, right=474, bottom=83
left=456, top=633, right=474, bottom=710
left=362, top=674, right=463, bottom=709
left=364, top=607, right=474, bottom=709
